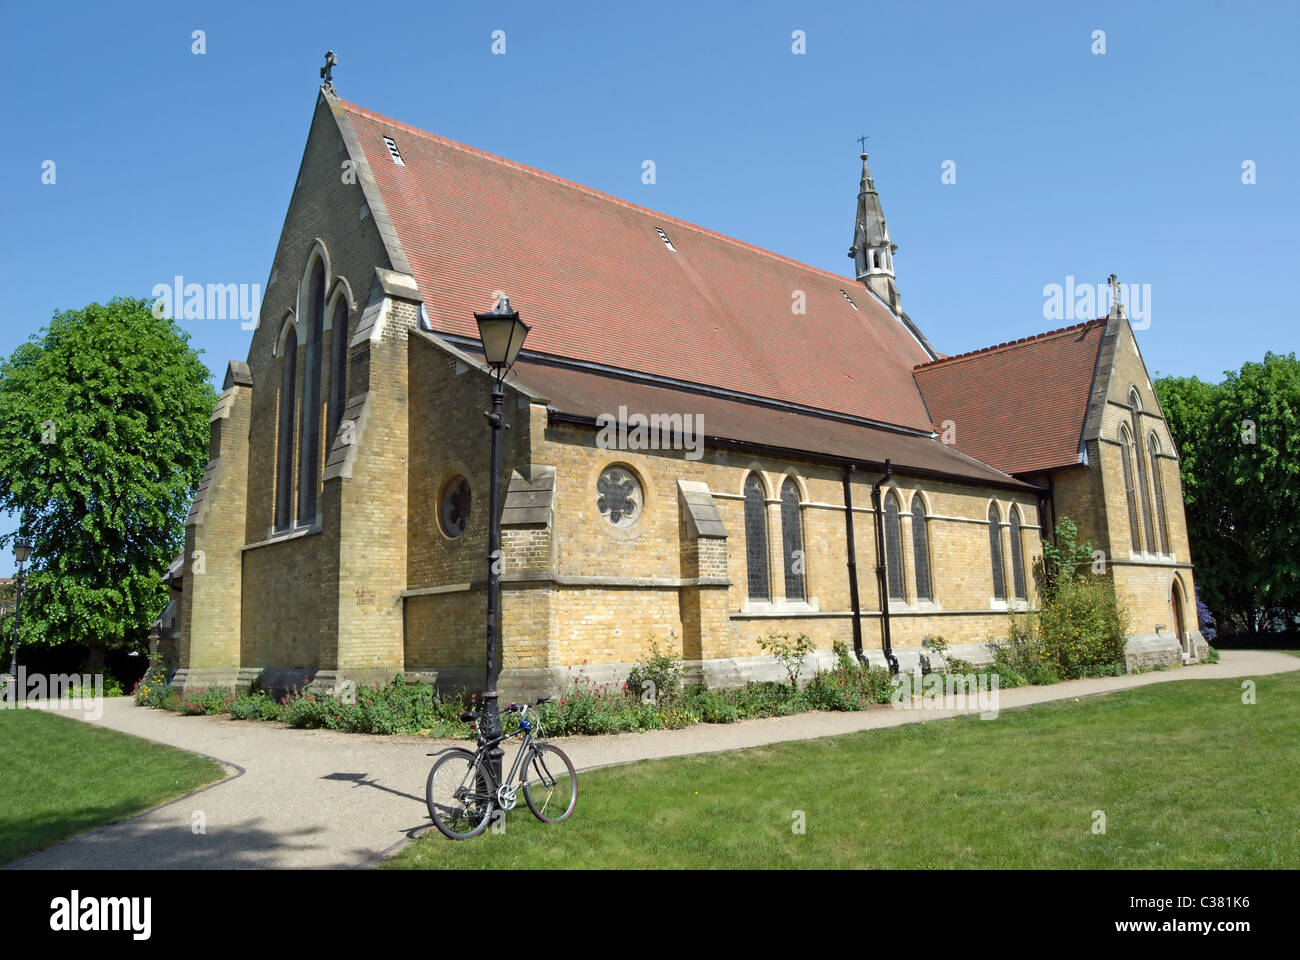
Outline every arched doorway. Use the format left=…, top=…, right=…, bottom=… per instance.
left=1171, top=579, right=1188, bottom=658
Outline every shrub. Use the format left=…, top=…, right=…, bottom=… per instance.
left=683, top=686, right=741, bottom=723
left=61, top=674, right=124, bottom=699
left=625, top=633, right=684, bottom=705
left=756, top=631, right=816, bottom=689
left=536, top=671, right=662, bottom=735
left=1036, top=516, right=1096, bottom=598
left=229, top=690, right=287, bottom=722
left=804, top=642, right=896, bottom=710
left=1038, top=575, right=1128, bottom=677
left=133, top=664, right=180, bottom=710
left=989, top=616, right=1060, bottom=686
left=992, top=575, right=1128, bottom=683
left=177, top=688, right=233, bottom=716
left=922, top=635, right=971, bottom=673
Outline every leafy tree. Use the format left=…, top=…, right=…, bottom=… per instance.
left=1156, top=352, right=1300, bottom=637
left=0, top=298, right=216, bottom=662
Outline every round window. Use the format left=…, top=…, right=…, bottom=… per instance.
left=439, top=475, right=471, bottom=538
left=597, top=466, right=641, bottom=528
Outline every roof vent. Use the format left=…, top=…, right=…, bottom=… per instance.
left=840, top=289, right=859, bottom=310
left=656, top=227, right=677, bottom=252
left=382, top=136, right=405, bottom=166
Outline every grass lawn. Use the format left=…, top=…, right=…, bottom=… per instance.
left=0, top=706, right=226, bottom=864
left=386, top=669, right=1300, bottom=869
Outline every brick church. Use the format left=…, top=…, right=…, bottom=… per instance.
left=165, top=82, right=1206, bottom=696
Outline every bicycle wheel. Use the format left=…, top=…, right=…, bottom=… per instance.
left=522, top=743, right=577, bottom=823
left=426, top=749, right=495, bottom=839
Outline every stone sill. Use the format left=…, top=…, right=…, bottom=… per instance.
left=243, top=520, right=322, bottom=552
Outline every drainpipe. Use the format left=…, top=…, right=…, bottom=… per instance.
left=842, top=465, right=865, bottom=663
left=870, top=460, right=899, bottom=675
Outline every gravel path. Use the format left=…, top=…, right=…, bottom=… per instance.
left=7, top=650, right=1296, bottom=870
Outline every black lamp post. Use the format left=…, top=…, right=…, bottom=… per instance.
left=473, top=296, right=530, bottom=783
left=9, top=538, right=32, bottom=683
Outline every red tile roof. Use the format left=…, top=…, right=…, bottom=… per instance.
left=503, top=357, right=1033, bottom=490
left=336, top=98, right=935, bottom=432
left=912, top=320, right=1106, bottom=475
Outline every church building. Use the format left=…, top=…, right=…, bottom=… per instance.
left=168, top=81, right=1205, bottom=697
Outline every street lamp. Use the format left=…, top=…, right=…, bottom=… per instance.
left=9, top=538, right=32, bottom=683
left=473, top=296, right=530, bottom=784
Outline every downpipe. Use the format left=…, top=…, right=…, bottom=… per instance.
left=870, top=459, right=899, bottom=675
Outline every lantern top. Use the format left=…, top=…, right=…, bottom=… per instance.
left=474, top=296, right=530, bottom=372
left=13, top=538, right=32, bottom=564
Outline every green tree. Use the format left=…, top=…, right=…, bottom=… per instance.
left=1156, top=352, right=1300, bottom=637
left=0, top=298, right=216, bottom=662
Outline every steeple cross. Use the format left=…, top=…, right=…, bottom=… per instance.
left=320, top=50, right=337, bottom=90
left=856, top=134, right=869, bottom=153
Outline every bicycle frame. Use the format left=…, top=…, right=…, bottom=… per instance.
left=468, top=706, right=545, bottom=796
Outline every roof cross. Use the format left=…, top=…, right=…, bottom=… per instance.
left=856, top=134, right=869, bottom=153
left=320, top=51, right=337, bottom=92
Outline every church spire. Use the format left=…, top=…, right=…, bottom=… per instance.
left=848, top=152, right=901, bottom=314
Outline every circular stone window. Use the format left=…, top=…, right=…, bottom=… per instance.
left=439, top=475, right=471, bottom=538
left=596, top=466, right=642, bottom=528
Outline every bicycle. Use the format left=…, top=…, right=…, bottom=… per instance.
left=425, top=697, right=577, bottom=840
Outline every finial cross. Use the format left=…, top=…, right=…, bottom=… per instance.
left=320, top=50, right=337, bottom=90
left=856, top=134, right=869, bottom=152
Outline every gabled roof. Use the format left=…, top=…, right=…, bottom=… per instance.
left=333, top=95, right=936, bottom=433
left=501, top=356, right=1034, bottom=491
left=912, top=319, right=1107, bottom=476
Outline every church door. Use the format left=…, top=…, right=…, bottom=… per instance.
left=1171, top=582, right=1187, bottom=657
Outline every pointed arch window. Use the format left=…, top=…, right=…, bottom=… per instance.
left=1129, top=390, right=1156, bottom=551
left=780, top=478, right=806, bottom=602
left=297, top=259, right=326, bottom=524
left=744, top=474, right=770, bottom=601
left=328, top=296, right=349, bottom=446
left=911, top=494, right=932, bottom=601
left=1009, top=505, right=1027, bottom=600
left=1148, top=432, right=1170, bottom=555
left=274, top=325, right=298, bottom=531
left=988, top=502, right=1006, bottom=600
left=883, top=493, right=905, bottom=600
left=1118, top=424, right=1140, bottom=552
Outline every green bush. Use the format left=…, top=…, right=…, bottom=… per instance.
left=177, top=688, right=233, bottom=716
left=625, top=633, right=684, bottom=705
left=992, top=575, right=1128, bottom=683
left=683, top=686, right=741, bottom=723
left=229, top=691, right=286, bottom=722
left=132, top=663, right=173, bottom=708
left=536, top=671, right=664, bottom=735
left=756, top=631, right=816, bottom=689
left=803, top=641, right=896, bottom=710
left=61, top=674, right=124, bottom=699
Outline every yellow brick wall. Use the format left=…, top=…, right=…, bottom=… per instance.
left=1090, top=320, right=1198, bottom=637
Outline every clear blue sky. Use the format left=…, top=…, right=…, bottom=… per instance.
left=0, top=0, right=1296, bottom=573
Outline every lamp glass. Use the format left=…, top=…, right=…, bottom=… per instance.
left=476, top=313, right=530, bottom=370
left=14, top=540, right=32, bottom=564
left=476, top=314, right=515, bottom=368
left=502, top=316, right=531, bottom=368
